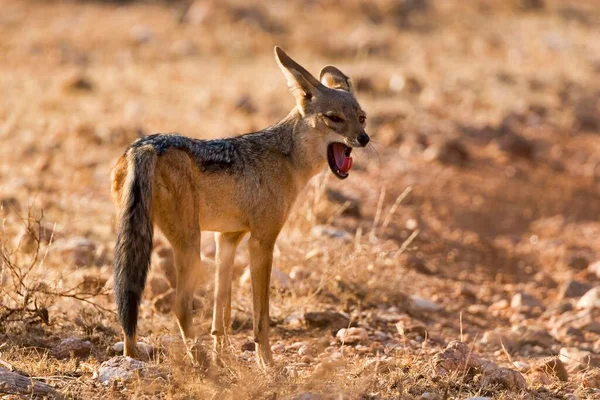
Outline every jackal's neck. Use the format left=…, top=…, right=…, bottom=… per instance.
left=275, top=108, right=328, bottom=191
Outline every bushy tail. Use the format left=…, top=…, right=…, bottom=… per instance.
left=113, top=146, right=156, bottom=339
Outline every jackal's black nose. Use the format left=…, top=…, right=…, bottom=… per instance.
left=357, top=133, right=370, bottom=147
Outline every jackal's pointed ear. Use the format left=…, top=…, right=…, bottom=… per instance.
left=274, top=46, right=323, bottom=112
left=320, top=66, right=354, bottom=93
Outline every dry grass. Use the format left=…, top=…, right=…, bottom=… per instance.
left=1, top=0, right=600, bottom=398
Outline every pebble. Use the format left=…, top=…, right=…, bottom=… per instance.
left=511, top=292, right=543, bottom=309
left=298, top=343, right=317, bottom=356
left=512, top=360, right=530, bottom=372
left=410, top=295, right=442, bottom=312
left=576, top=287, right=600, bottom=309
left=481, top=325, right=554, bottom=351
left=55, top=237, right=97, bottom=267
left=147, top=274, right=171, bottom=299
left=289, top=266, right=311, bottom=280
left=336, top=327, right=368, bottom=344
left=559, top=347, right=600, bottom=370
left=534, top=357, right=568, bottom=382
left=271, top=343, right=286, bottom=354
left=423, top=139, right=469, bottom=166
left=304, top=311, right=350, bottom=331
left=97, top=356, right=161, bottom=384
left=310, top=225, right=352, bottom=242
left=52, top=337, right=92, bottom=359
left=559, top=280, right=593, bottom=299
left=239, top=266, right=291, bottom=289
left=113, top=342, right=155, bottom=360
left=433, top=341, right=498, bottom=376
left=130, top=25, right=153, bottom=45
left=588, top=260, right=600, bottom=278
left=581, top=368, right=600, bottom=388
left=481, top=367, right=527, bottom=391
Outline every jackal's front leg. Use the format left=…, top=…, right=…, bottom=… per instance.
left=248, top=236, right=275, bottom=369
left=211, top=232, right=243, bottom=359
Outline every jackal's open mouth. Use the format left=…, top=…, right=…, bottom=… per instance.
left=327, top=142, right=353, bottom=180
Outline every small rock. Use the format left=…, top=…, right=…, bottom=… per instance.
left=97, top=356, right=161, bottom=384
left=410, top=295, right=442, bottom=312
left=560, top=280, right=593, bottom=299
left=481, top=325, right=554, bottom=351
left=298, top=343, right=317, bottom=357
left=559, top=347, right=600, bottom=370
left=112, top=342, right=155, bottom=360
left=423, top=139, right=469, bottom=166
left=271, top=267, right=291, bottom=288
left=289, top=266, right=311, bottom=280
left=489, top=299, right=509, bottom=310
left=420, top=392, right=441, bottom=400
left=0, top=196, right=20, bottom=215
left=567, top=253, right=591, bottom=270
left=14, top=222, right=57, bottom=254
left=497, top=132, right=534, bottom=159
left=170, top=39, right=197, bottom=57
left=271, top=343, right=286, bottom=354
left=147, top=274, right=171, bottom=299
left=62, top=73, right=93, bottom=93
left=588, top=261, right=600, bottom=278
left=534, top=357, right=568, bottom=381
left=577, top=287, right=600, bottom=309
left=239, top=266, right=290, bottom=289
left=241, top=341, right=255, bottom=352
left=512, top=360, right=530, bottom=372
left=52, top=337, right=92, bottom=359
left=396, top=321, right=427, bottom=337
left=581, top=368, right=600, bottom=388
left=325, top=188, right=361, bottom=218
left=310, top=225, right=352, bottom=242
left=304, top=311, right=350, bottom=331
left=336, top=327, right=368, bottom=344
left=130, top=25, right=153, bottom=45
left=574, top=93, right=600, bottom=131
left=284, top=311, right=304, bottom=329
left=153, top=289, right=175, bottom=314
left=481, top=367, right=527, bottom=392
left=511, top=292, right=543, bottom=309
left=55, top=237, right=97, bottom=267
left=467, top=304, right=488, bottom=315
left=433, top=341, right=497, bottom=377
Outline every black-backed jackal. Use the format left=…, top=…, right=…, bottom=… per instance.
left=110, top=47, right=369, bottom=368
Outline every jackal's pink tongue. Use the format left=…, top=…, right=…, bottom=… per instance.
left=333, top=143, right=353, bottom=173
left=340, top=157, right=353, bottom=173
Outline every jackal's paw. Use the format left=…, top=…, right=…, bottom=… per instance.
left=186, top=341, right=210, bottom=370
left=211, top=335, right=235, bottom=367
left=255, top=344, right=274, bottom=370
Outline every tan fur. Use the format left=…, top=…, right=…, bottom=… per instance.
left=110, top=47, right=369, bottom=368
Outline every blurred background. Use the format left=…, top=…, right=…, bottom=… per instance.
left=0, top=0, right=600, bottom=398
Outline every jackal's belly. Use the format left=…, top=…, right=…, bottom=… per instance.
left=197, top=198, right=248, bottom=233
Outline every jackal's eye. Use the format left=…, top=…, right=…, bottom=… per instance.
left=359, top=116, right=366, bottom=124
left=326, top=115, right=344, bottom=123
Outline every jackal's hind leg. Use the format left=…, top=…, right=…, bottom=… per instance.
left=172, top=241, right=207, bottom=366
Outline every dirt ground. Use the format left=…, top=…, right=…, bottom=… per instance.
left=1, top=0, right=600, bottom=398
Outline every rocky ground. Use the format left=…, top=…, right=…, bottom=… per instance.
left=0, top=0, right=600, bottom=398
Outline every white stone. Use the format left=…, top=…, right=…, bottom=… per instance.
left=577, top=287, right=600, bottom=309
